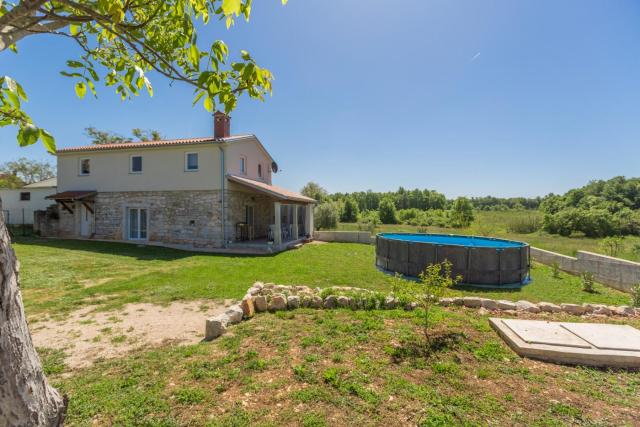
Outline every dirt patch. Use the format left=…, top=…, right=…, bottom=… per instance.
left=31, top=299, right=232, bottom=370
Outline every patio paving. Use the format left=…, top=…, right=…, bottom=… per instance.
left=490, top=318, right=640, bottom=368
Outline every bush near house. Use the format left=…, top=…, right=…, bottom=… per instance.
left=314, top=202, right=340, bottom=230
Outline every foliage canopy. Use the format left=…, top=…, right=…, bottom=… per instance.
left=1, top=0, right=287, bottom=152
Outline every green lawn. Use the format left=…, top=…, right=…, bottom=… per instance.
left=48, top=307, right=640, bottom=426
left=337, top=210, right=640, bottom=262
left=15, top=237, right=633, bottom=320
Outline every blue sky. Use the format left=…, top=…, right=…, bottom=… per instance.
left=2, top=0, right=640, bottom=197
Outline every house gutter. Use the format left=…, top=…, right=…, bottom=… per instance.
left=218, top=144, right=227, bottom=248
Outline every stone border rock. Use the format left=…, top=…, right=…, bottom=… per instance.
left=204, top=282, right=640, bottom=341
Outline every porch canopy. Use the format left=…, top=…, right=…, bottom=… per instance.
left=227, top=174, right=315, bottom=247
left=46, top=190, right=96, bottom=214
left=226, top=174, right=315, bottom=204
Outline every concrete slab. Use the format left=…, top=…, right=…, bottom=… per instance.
left=502, top=319, right=591, bottom=349
left=561, top=323, right=640, bottom=352
left=490, top=318, right=640, bottom=369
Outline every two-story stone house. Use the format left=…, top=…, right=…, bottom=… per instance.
left=40, top=112, right=315, bottom=252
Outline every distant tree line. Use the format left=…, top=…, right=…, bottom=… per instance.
left=302, top=184, right=477, bottom=229
left=469, top=196, right=541, bottom=211
left=540, top=176, right=640, bottom=237
left=0, top=158, right=55, bottom=188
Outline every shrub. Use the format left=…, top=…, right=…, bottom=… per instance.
left=357, top=210, right=380, bottom=232
left=551, top=262, right=561, bottom=278
left=340, top=197, right=359, bottom=223
left=314, top=202, right=339, bottom=230
left=474, top=222, right=497, bottom=237
left=581, top=272, right=595, bottom=293
left=506, top=215, right=541, bottom=234
left=450, top=197, right=474, bottom=228
left=378, top=197, right=397, bottom=224
left=600, top=236, right=624, bottom=257
left=392, top=261, right=460, bottom=346
left=631, top=284, right=640, bottom=308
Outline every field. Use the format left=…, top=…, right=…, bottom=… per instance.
left=336, top=210, right=640, bottom=262
left=47, top=308, right=640, bottom=426
left=11, top=237, right=639, bottom=425
left=15, top=237, right=634, bottom=320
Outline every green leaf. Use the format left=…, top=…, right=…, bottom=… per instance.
left=143, top=77, right=153, bottom=97
left=4, top=89, right=20, bottom=108
left=86, top=79, right=97, bottom=97
left=189, top=44, right=200, bottom=68
left=39, top=129, right=56, bottom=153
left=17, top=124, right=39, bottom=147
left=4, top=76, right=17, bottom=93
left=67, top=60, right=84, bottom=68
left=75, top=81, right=87, bottom=99
left=192, top=91, right=206, bottom=106
left=203, top=96, right=214, bottom=112
left=222, top=0, right=242, bottom=16
left=88, top=68, right=99, bottom=81
left=69, top=24, right=80, bottom=36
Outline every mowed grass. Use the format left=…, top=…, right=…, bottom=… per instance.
left=337, top=210, right=640, bottom=262
left=49, top=307, right=640, bottom=426
left=15, top=237, right=633, bottom=319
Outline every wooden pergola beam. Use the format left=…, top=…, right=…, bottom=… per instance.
left=58, top=200, right=74, bottom=214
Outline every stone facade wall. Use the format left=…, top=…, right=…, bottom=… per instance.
left=36, top=204, right=76, bottom=237
left=225, top=191, right=273, bottom=242
left=94, top=190, right=224, bottom=248
left=37, top=189, right=297, bottom=249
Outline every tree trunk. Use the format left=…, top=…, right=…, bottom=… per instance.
left=0, top=198, right=67, bottom=426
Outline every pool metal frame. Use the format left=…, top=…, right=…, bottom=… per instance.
left=375, top=233, right=531, bottom=287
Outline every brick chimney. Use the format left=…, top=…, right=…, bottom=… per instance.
left=214, top=111, right=231, bottom=139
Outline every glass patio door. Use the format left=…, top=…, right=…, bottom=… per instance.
left=128, top=208, right=148, bottom=240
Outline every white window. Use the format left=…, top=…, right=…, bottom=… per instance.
left=127, top=208, right=148, bottom=240
left=185, top=152, right=199, bottom=171
left=258, top=164, right=263, bottom=178
left=79, top=158, right=90, bottom=175
left=130, top=155, right=143, bottom=173
left=240, top=157, right=247, bottom=174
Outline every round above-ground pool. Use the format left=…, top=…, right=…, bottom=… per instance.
left=376, top=233, right=530, bottom=286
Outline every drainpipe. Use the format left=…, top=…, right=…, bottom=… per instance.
left=218, top=145, right=226, bottom=248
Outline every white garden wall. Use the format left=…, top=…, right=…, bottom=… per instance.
left=530, top=247, right=640, bottom=293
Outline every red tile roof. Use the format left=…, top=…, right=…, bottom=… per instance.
left=227, top=174, right=316, bottom=203
left=56, top=135, right=254, bottom=153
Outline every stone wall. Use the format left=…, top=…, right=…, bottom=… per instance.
left=530, top=247, right=640, bottom=293
left=313, top=230, right=375, bottom=244
left=94, top=190, right=223, bottom=248
left=38, top=189, right=280, bottom=248
left=35, top=204, right=76, bottom=237
left=530, top=247, right=579, bottom=273
left=225, top=191, right=273, bottom=241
